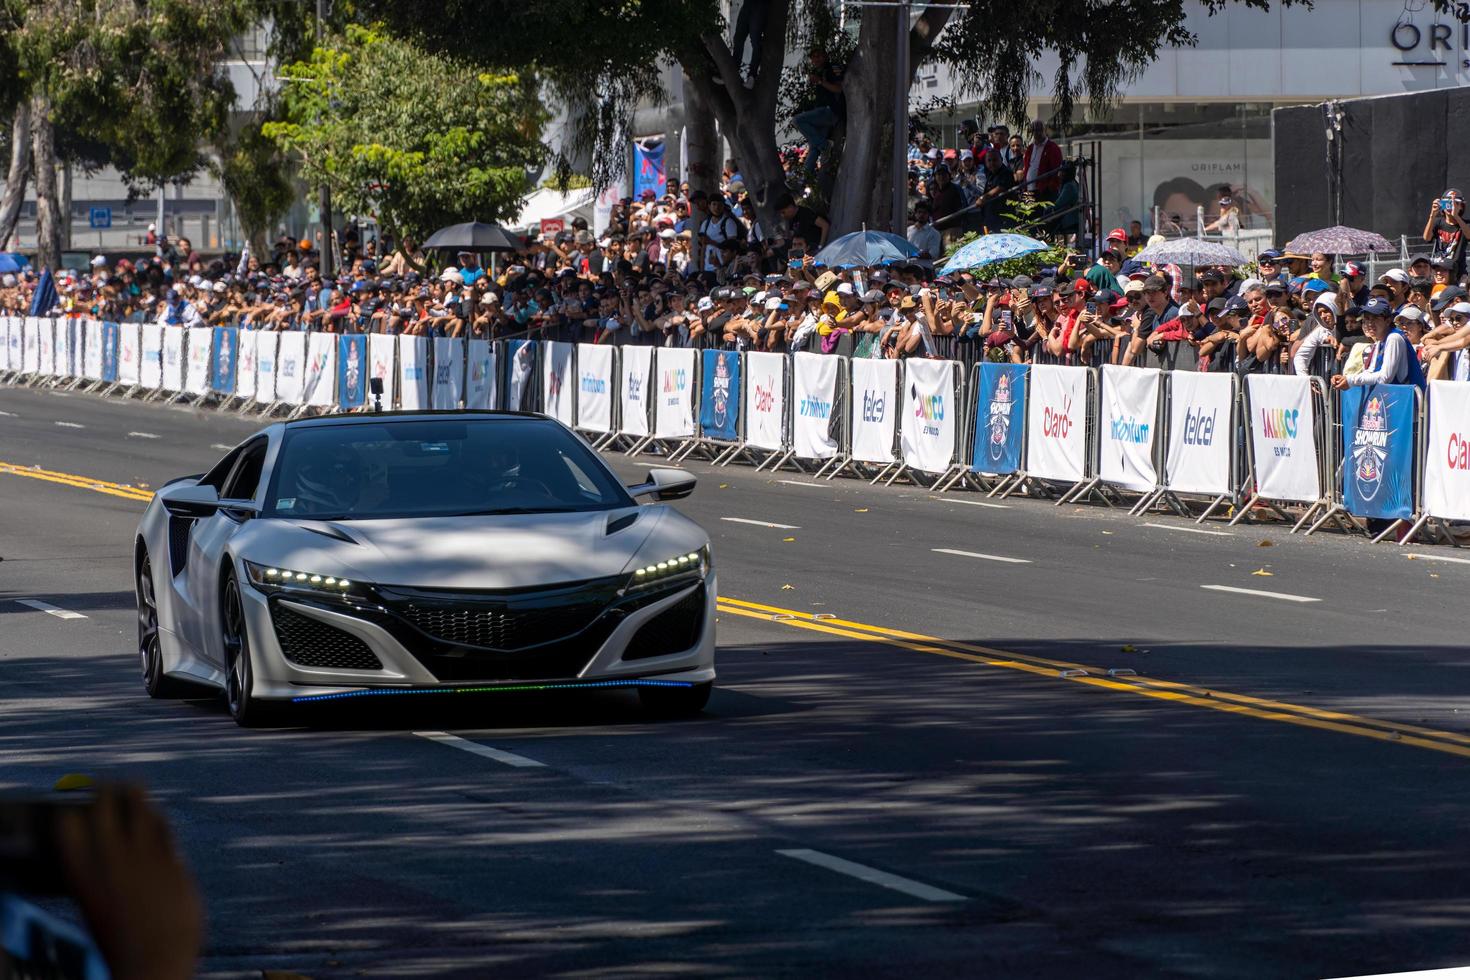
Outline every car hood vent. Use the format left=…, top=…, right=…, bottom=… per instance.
left=605, top=510, right=639, bottom=535
left=292, top=521, right=362, bottom=545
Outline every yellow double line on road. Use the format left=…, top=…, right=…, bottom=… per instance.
left=716, top=596, right=1470, bottom=762
left=0, top=460, right=154, bottom=502
left=9, top=456, right=1468, bottom=761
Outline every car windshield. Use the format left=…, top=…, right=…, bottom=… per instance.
left=264, top=418, right=634, bottom=520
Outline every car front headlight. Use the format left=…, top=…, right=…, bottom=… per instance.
left=244, top=560, right=368, bottom=598
left=627, top=545, right=709, bottom=592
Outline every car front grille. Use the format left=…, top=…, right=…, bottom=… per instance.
left=625, top=586, right=705, bottom=660
left=376, top=579, right=623, bottom=652
left=272, top=605, right=383, bottom=671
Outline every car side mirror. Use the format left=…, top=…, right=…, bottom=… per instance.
left=160, top=483, right=221, bottom=519
left=628, top=467, right=696, bottom=502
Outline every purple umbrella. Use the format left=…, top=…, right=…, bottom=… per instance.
left=1282, top=225, right=1395, bottom=255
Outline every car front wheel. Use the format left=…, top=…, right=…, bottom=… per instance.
left=137, top=551, right=189, bottom=698
left=638, top=681, right=712, bottom=718
left=221, top=573, right=276, bottom=727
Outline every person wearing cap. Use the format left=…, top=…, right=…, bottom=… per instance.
left=1120, top=273, right=1178, bottom=366
left=457, top=251, right=485, bottom=286
left=1422, top=301, right=1470, bottom=380
left=1255, top=249, right=1288, bottom=287
left=1423, top=188, right=1468, bottom=279
left=1378, top=268, right=1410, bottom=306
left=1199, top=295, right=1251, bottom=369
left=1291, top=292, right=1342, bottom=378
left=1332, top=296, right=1426, bottom=391
left=1426, top=256, right=1454, bottom=299
left=1083, top=248, right=1124, bottom=295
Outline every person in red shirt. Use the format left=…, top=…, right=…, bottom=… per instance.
left=1019, top=119, right=1063, bottom=200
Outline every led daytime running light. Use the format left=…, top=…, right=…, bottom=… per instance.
left=630, top=549, right=707, bottom=587
left=247, top=561, right=358, bottom=594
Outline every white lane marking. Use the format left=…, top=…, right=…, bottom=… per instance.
left=777, top=480, right=826, bottom=488
left=210, top=443, right=235, bottom=451
left=1404, top=552, right=1470, bottom=565
left=13, top=599, right=87, bottom=620
left=0, top=410, right=18, bottom=417
left=938, top=498, right=1011, bottom=510
left=932, top=548, right=1031, bottom=564
left=1140, top=522, right=1233, bottom=537
left=1200, top=584, right=1319, bottom=604
left=414, top=731, right=546, bottom=768
left=721, top=517, right=801, bottom=529
left=127, top=431, right=159, bottom=440
left=777, top=849, right=966, bottom=903
left=54, top=421, right=84, bottom=429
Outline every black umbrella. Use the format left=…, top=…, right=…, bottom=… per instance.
left=420, top=221, right=519, bottom=252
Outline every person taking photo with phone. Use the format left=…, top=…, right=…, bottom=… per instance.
left=1423, top=188, right=1468, bottom=280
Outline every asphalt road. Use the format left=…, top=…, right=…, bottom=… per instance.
left=3, top=382, right=1470, bottom=978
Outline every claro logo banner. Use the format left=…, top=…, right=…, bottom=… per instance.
left=1424, top=380, right=1470, bottom=521
left=1025, top=363, right=1089, bottom=484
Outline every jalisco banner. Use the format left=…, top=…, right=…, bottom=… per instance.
left=971, top=362, right=1026, bottom=476
left=541, top=340, right=576, bottom=426
left=1340, top=384, right=1416, bottom=521
left=575, top=343, right=615, bottom=434
left=619, top=344, right=653, bottom=438
left=653, top=346, right=696, bottom=440
left=849, top=357, right=898, bottom=464
left=698, top=348, right=740, bottom=443
left=900, top=358, right=959, bottom=473
left=1164, top=371, right=1233, bottom=496
left=1424, top=379, right=1470, bottom=521
left=1245, top=374, right=1320, bottom=504
left=236, top=328, right=260, bottom=401
left=791, top=351, right=840, bottom=461
left=743, top=351, right=786, bottom=452
left=1099, top=364, right=1161, bottom=493
left=1025, top=364, right=1089, bottom=483
left=367, top=333, right=396, bottom=410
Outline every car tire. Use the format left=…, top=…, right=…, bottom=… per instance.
left=638, top=681, right=712, bottom=718
left=137, top=551, right=190, bottom=699
left=221, top=572, right=277, bottom=727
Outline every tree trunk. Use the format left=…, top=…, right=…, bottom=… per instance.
left=681, top=68, right=719, bottom=196
left=0, top=99, right=31, bottom=251
left=59, top=158, right=71, bottom=251
left=31, top=95, right=62, bottom=272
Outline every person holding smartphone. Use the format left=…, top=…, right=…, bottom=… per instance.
left=1424, top=188, right=1468, bottom=280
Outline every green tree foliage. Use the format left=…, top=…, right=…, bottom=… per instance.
left=263, top=25, right=547, bottom=240
left=216, top=121, right=295, bottom=252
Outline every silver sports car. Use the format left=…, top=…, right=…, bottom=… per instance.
left=134, top=411, right=715, bottom=726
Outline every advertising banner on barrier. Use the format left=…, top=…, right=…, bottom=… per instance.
left=0, top=317, right=9, bottom=372
left=21, top=318, right=40, bottom=375
left=210, top=327, right=238, bottom=394
left=744, top=351, right=786, bottom=451
left=397, top=335, right=429, bottom=409
left=139, top=324, right=163, bottom=389
left=466, top=340, right=495, bottom=410
left=2, top=317, right=15, bottom=372
left=274, top=331, right=307, bottom=404
left=101, top=322, right=119, bottom=383
left=1425, top=380, right=1470, bottom=521
left=118, top=323, right=140, bottom=386
left=900, top=358, right=959, bottom=473
left=431, top=337, right=464, bottom=410
left=235, top=329, right=258, bottom=400
left=252, top=331, right=277, bottom=402
left=338, top=334, right=367, bottom=410
left=1341, top=384, right=1416, bottom=521
left=849, top=358, right=897, bottom=464
left=68, top=320, right=82, bottom=378
left=1164, top=371, right=1233, bottom=495
left=53, top=319, right=70, bottom=378
left=791, top=352, right=840, bottom=460
left=162, top=327, right=185, bottom=391
left=971, top=363, right=1027, bottom=475
left=37, top=318, right=54, bottom=377
left=542, top=341, right=575, bottom=425
left=83, top=321, right=103, bottom=380
left=1245, top=374, right=1319, bottom=503
left=1025, top=364, right=1089, bottom=483
left=368, top=334, right=396, bottom=409
left=698, top=349, right=740, bottom=443
left=303, top=331, right=337, bottom=407
left=620, top=344, right=652, bottom=437
left=185, top=326, right=213, bottom=395
left=577, top=343, right=615, bottom=433
left=505, top=340, right=535, bottom=412
left=653, top=346, right=696, bottom=439
left=1099, top=365, right=1161, bottom=493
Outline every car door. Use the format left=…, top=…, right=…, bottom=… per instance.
left=182, top=439, right=269, bottom=665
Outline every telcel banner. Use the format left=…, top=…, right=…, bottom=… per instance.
left=367, top=334, right=395, bottom=409
left=542, top=341, right=576, bottom=425
left=901, top=358, right=959, bottom=473
left=620, top=345, right=653, bottom=437
left=1025, top=364, right=1089, bottom=483
left=576, top=343, right=616, bottom=433
left=235, top=329, right=259, bottom=401
left=849, top=358, right=897, bottom=464
left=744, top=351, right=786, bottom=451
left=185, top=326, right=213, bottom=395
left=139, top=324, right=163, bottom=389
left=653, top=347, right=696, bottom=440
left=431, top=337, right=464, bottom=410
left=698, top=349, right=740, bottom=443
left=1246, top=374, right=1319, bottom=504
left=791, top=352, right=840, bottom=460
left=274, top=331, right=307, bottom=404
left=397, top=335, right=430, bottom=409
left=303, top=331, right=337, bottom=407
left=1099, top=364, right=1161, bottom=493
left=971, top=363, right=1027, bottom=475
left=338, top=334, right=367, bottom=410
left=256, top=332, right=280, bottom=403
left=466, top=339, right=496, bottom=410
left=1164, top=371, right=1233, bottom=495
left=1425, top=380, right=1470, bottom=521
left=118, top=323, right=140, bottom=386
left=1341, top=384, right=1416, bottom=521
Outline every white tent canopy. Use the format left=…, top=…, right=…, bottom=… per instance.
left=509, top=187, right=595, bottom=233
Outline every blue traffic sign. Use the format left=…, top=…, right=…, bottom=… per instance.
left=88, top=207, right=111, bottom=229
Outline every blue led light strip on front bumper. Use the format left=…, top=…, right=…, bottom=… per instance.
left=291, top=678, right=693, bottom=704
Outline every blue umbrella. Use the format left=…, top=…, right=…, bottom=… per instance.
left=939, top=233, right=1049, bottom=274
left=813, top=230, right=920, bottom=268
left=29, top=268, right=57, bottom=316
left=0, top=253, right=28, bottom=275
